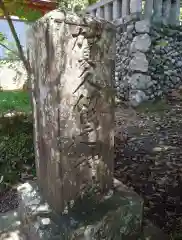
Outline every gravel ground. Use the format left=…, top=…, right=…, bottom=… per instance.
left=115, top=99, right=182, bottom=235
left=0, top=188, right=18, bottom=213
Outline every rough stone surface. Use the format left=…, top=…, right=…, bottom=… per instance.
left=0, top=230, right=26, bottom=240
left=0, top=210, right=20, bottom=233
left=17, top=182, right=59, bottom=240
left=17, top=180, right=144, bottom=240
left=0, top=209, right=26, bottom=240
left=130, top=34, right=151, bottom=53
left=129, top=73, right=152, bottom=90
left=28, top=10, right=115, bottom=213
left=129, top=90, right=148, bottom=107
left=86, top=0, right=180, bottom=26
left=129, top=52, right=148, bottom=72
left=115, top=19, right=182, bottom=105
left=135, top=19, right=150, bottom=33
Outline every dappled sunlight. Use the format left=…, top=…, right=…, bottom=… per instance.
left=0, top=230, right=24, bottom=240
left=152, top=145, right=178, bottom=152
left=0, top=209, right=21, bottom=238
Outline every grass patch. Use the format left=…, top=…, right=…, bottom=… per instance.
left=0, top=90, right=31, bottom=115
left=135, top=99, right=170, bottom=114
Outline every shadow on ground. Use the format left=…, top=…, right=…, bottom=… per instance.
left=115, top=99, right=182, bottom=236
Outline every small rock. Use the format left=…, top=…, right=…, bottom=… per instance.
left=129, top=73, right=152, bottom=90
left=129, top=90, right=148, bottom=107
left=130, top=34, right=151, bottom=53
left=135, top=20, right=150, bottom=33
left=129, top=52, right=148, bottom=72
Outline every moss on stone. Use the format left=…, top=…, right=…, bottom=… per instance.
left=55, top=188, right=143, bottom=239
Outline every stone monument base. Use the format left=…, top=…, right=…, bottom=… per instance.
left=17, top=179, right=144, bottom=239
left=17, top=179, right=169, bottom=240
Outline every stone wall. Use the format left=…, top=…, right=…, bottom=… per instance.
left=86, top=0, right=180, bottom=26
left=115, top=17, right=182, bottom=106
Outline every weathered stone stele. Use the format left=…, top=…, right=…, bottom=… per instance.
left=27, top=9, right=115, bottom=213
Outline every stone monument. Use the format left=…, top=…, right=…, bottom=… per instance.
left=17, top=10, right=143, bottom=239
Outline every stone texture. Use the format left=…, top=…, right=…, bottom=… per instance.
left=86, top=0, right=180, bottom=26
left=0, top=210, right=26, bottom=240
left=144, top=0, right=154, bottom=19
left=129, top=90, right=148, bottom=107
left=169, top=0, right=180, bottom=26
left=0, top=210, right=20, bottom=233
left=0, top=230, right=26, bottom=240
left=113, top=0, right=121, bottom=20
left=17, top=180, right=144, bottom=240
left=27, top=10, right=115, bottom=213
left=122, top=0, right=130, bottom=17
left=129, top=73, right=152, bottom=89
left=162, top=0, right=171, bottom=25
left=130, top=0, right=142, bottom=14
left=129, top=52, right=148, bottom=72
left=115, top=16, right=182, bottom=106
left=130, top=34, right=151, bottom=53
left=135, top=19, right=150, bottom=33
left=17, top=182, right=59, bottom=240
left=153, top=0, right=163, bottom=23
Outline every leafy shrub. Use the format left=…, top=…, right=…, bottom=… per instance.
left=0, top=90, right=31, bottom=114
left=0, top=114, right=35, bottom=191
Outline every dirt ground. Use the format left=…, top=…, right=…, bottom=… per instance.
left=115, top=98, right=182, bottom=235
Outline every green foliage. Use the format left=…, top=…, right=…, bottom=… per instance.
left=180, top=8, right=182, bottom=22
left=58, top=0, right=97, bottom=12
left=0, top=91, right=31, bottom=114
left=2, top=41, right=20, bottom=60
left=15, top=7, right=42, bottom=21
left=0, top=0, right=97, bottom=63
left=155, top=40, right=168, bottom=47
left=0, top=114, right=34, bottom=191
left=0, top=26, right=20, bottom=61
left=0, top=90, right=33, bottom=191
left=0, top=0, right=42, bottom=21
left=0, top=32, right=6, bottom=42
left=135, top=99, right=170, bottom=114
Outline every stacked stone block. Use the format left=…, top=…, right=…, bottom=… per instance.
left=115, top=17, right=182, bottom=106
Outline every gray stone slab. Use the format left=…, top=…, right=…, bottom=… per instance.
left=0, top=230, right=26, bottom=240
left=0, top=210, right=20, bottom=233
left=0, top=210, right=26, bottom=240
left=17, top=180, right=144, bottom=240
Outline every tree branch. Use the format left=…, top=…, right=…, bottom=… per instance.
left=0, top=0, right=31, bottom=73
left=0, top=42, right=20, bottom=57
